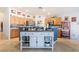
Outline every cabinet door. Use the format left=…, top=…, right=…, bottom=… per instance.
left=18, top=17, right=22, bottom=24
left=21, top=18, right=23, bottom=24
left=21, top=18, right=25, bottom=25
left=54, top=17, right=62, bottom=25
left=30, top=36, right=37, bottom=48
left=14, top=29, right=18, bottom=37
left=15, top=16, right=19, bottom=24
left=37, top=36, right=44, bottom=48
left=10, top=16, right=15, bottom=24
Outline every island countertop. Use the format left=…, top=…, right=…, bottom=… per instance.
left=19, top=26, right=56, bottom=32
left=20, top=30, right=53, bottom=32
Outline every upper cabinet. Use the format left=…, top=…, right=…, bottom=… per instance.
left=10, top=15, right=26, bottom=25
left=54, top=17, right=62, bottom=25
left=22, top=18, right=26, bottom=25
left=10, top=15, right=16, bottom=24
left=10, top=9, right=27, bottom=25
left=15, top=16, right=19, bottom=24
left=19, top=17, right=26, bottom=25
left=45, top=17, right=62, bottom=26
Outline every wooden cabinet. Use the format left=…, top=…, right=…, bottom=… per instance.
left=45, top=17, right=62, bottom=26
left=45, top=17, right=54, bottom=25
left=16, top=17, right=21, bottom=24
left=17, top=17, right=26, bottom=25
left=10, top=16, right=20, bottom=24
left=58, top=29, right=62, bottom=38
left=21, top=18, right=26, bottom=25
left=10, top=16, right=15, bottom=24
left=20, top=18, right=23, bottom=24
left=10, top=16, right=27, bottom=25
left=54, top=17, right=62, bottom=25
left=15, top=16, right=19, bottom=24
left=24, top=18, right=27, bottom=25
left=10, top=29, right=19, bottom=38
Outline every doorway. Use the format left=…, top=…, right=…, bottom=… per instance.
left=1, top=22, right=3, bottom=32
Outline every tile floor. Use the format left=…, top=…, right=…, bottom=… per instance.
left=0, top=32, right=79, bottom=52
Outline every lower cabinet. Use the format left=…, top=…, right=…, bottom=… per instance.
left=10, top=29, right=19, bottom=38
left=20, top=32, right=54, bottom=50
left=58, top=29, right=62, bottom=38
left=30, top=36, right=37, bottom=48
left=30, top=36, right=44, bottom=48
left=37, top=36, right=44, bottom=48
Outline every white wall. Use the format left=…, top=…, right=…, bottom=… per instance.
left=0, top=13, right=4, bottom=32
left=61, top=12, right=79, bottom=40
left=70, top=22, right=79, bottom=40
left=61, top=12, right=79, bottom=21
left=3, top=7, right=10, bottom=40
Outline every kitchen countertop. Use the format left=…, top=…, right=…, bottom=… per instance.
left=10, top=28, right=19, bottom=29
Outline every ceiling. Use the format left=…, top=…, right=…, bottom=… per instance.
left=15, top=7, right=79, bottom=16
left=0, top=7, right=79, bottom=16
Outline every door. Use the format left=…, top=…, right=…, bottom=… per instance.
left=30, top=36, right=37, bottom=48
left=37, top=36, right=44, bottom=48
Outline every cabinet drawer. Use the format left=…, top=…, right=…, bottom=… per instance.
left=26, top=32, right=31, bottom=35
left=22, top=32, right=36, bottom=36
left=37, top=32, right=44, bottom=35
left=28, top=32, right=35, bottom=35
left=31, top=32, right=43, bottom=36
left=44, top=32, right=53, bottom=36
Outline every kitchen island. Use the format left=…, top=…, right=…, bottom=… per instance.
left=19, top=26, right=57, bottom=51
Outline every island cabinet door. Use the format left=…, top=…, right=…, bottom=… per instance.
left=37, top=36, right=44, bottom=48
left=30, top=36, right=37, bottom=48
